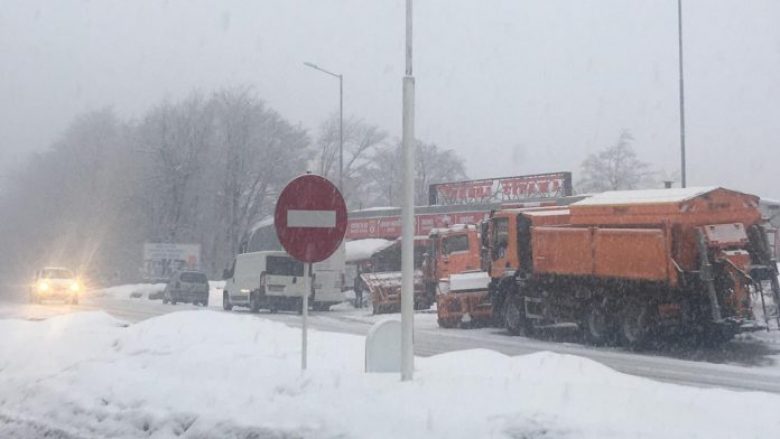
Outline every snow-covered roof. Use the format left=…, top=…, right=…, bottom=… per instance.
left=523, top=208, right=570, bottom=217
left=345, top=239, right=396, bottom=263
left=351, top=206, right=399, bottom=213
left=572, top=186, right=720, bottom=207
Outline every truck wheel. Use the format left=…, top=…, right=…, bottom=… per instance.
left=222, top=292, right=233, bottom=311
left=620, top=299, right=651, bottom=349
left=503, top=296, right=531, bottom=336
left=71, top=296, right=79, bottom=305
left=582, top=300, right=615, bottom=346
left=249, top=292, right=260, bottom=313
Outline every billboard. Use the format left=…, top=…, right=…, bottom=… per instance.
left=142, top=243, right=201, bottom=282
left=428, top=172, right=572, bottom=206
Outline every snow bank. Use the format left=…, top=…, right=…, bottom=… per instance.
left=345, top=238, right=395, bottom=263
left=1, top=311, right=779, bottom=438
left=92, top=283, right=165, bottom=299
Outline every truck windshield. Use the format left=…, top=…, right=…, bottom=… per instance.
left=266, top=256, right=304, bottom=276
left=442, top=234, right=469, bottom=254
left=42, top=269, right=74, bottom=279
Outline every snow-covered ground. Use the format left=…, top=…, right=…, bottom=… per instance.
left=2, top=310, right=780, bottom=438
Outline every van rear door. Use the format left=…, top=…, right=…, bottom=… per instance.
left=264, top=256, right=306, bottom=296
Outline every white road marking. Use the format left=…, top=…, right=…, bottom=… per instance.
left=287, top=210, right=336, bottom=228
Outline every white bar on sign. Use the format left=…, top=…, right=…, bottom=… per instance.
left=287, top=210, right=336, bottom=228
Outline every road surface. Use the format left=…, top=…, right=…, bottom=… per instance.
left=2, top=292, right=780, bottom=394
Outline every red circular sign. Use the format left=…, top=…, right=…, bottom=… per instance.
left=274, top=174, right=347, bottom=263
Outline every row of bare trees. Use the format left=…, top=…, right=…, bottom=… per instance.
left=0, top=87, right=467, bottom=284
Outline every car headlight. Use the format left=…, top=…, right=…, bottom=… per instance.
left=69, top=282, right=80, bottom=292
left=37, top=281, right=49, bottom=292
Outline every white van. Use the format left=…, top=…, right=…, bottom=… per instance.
left=222, top=251, right=309, bottom=313
left=310, top=241, right=346, bottom=311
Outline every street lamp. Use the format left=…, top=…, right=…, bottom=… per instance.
left=400, top=0, right=416, bottom=382
left=303, top=62, right=343, bottom=191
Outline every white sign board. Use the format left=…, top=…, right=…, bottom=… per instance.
left=365, top=319, right=402, bottom=373
left=142, top=243, right=201, bottom=282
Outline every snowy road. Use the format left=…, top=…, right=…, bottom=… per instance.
left=2, top=293, right=780, bottom=394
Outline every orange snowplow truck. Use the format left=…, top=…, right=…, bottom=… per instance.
left=424, top=225, right=492, bottom=327
left=485, top=187, right=780, bottom=347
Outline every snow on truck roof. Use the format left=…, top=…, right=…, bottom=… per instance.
left=345, top=239, right=396, bottom=263
left=572, top=186, right=724, bottom=206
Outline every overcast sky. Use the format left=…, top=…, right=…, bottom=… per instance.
left=1, top=0, right=778, bottom=198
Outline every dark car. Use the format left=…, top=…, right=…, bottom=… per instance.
left=163, top=270, right=209, bottom=306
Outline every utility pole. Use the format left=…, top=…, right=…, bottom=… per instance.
left=678, top=0, right=687, bottom=188
left=401, top=0, right=416, bottom=382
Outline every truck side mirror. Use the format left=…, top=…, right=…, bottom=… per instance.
left=222, top=268, right=230, bottom=280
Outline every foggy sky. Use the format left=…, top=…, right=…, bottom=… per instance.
left=1, top=0, right=778, bottom=198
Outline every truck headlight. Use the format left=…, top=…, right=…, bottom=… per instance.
left=69, top=282, right=80, bottom=292
left=37, top=281, right=49, bottom=292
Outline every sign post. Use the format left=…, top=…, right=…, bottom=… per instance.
left=274, top=174, right=347, bottom=371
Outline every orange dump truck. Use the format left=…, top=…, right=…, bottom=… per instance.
left=485, top=187, right=780, bottom=346
left=424, top=225, right=492, bottom=328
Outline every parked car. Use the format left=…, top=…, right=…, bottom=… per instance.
left=162, top=270, right=209, bottom=306
left=148, top=287, right=165, bottom=300
left=30, top=267, right=81, bottom=304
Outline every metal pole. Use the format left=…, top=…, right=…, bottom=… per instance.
left=339, top=75, right=344, bottom=191
left=401, top=0, right=415, bottom=382
left=302, top=262, right=312, bottom=371
left=678, top=0, right=687, bottom=188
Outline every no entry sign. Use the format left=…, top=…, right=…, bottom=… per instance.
left=274, top=174, right=347, bottom=263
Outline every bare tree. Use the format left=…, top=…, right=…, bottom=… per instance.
left=315, top=114, right=387, bottom=204
left=577, top=131, right=653, bottom=193
left=361, top=140, right=468, bottom=207
left=209, top=87, right=309, bottom=272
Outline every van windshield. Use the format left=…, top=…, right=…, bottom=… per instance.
left=266, top=256, right=304, bottom=276
left=180, top=272, right=207, bottom=283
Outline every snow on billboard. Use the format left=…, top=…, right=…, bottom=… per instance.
left=142, top=243, right=201, bottom=281
left=428, top=172, right=573, bottom=206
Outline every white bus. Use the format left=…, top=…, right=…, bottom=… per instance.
left=241, top=218, right=346, bottom=311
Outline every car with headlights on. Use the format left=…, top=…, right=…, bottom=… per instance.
left=30, top=267, right=81, bottom=304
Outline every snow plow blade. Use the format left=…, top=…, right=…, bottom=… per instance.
left=361, top=271, right=430, bottom=314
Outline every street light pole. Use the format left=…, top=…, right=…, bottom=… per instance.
left=400, top=0, right=415, bottom=382
left=677, top=0, right=687, bottom=188
left=303, top=62, right=344, bottom=191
